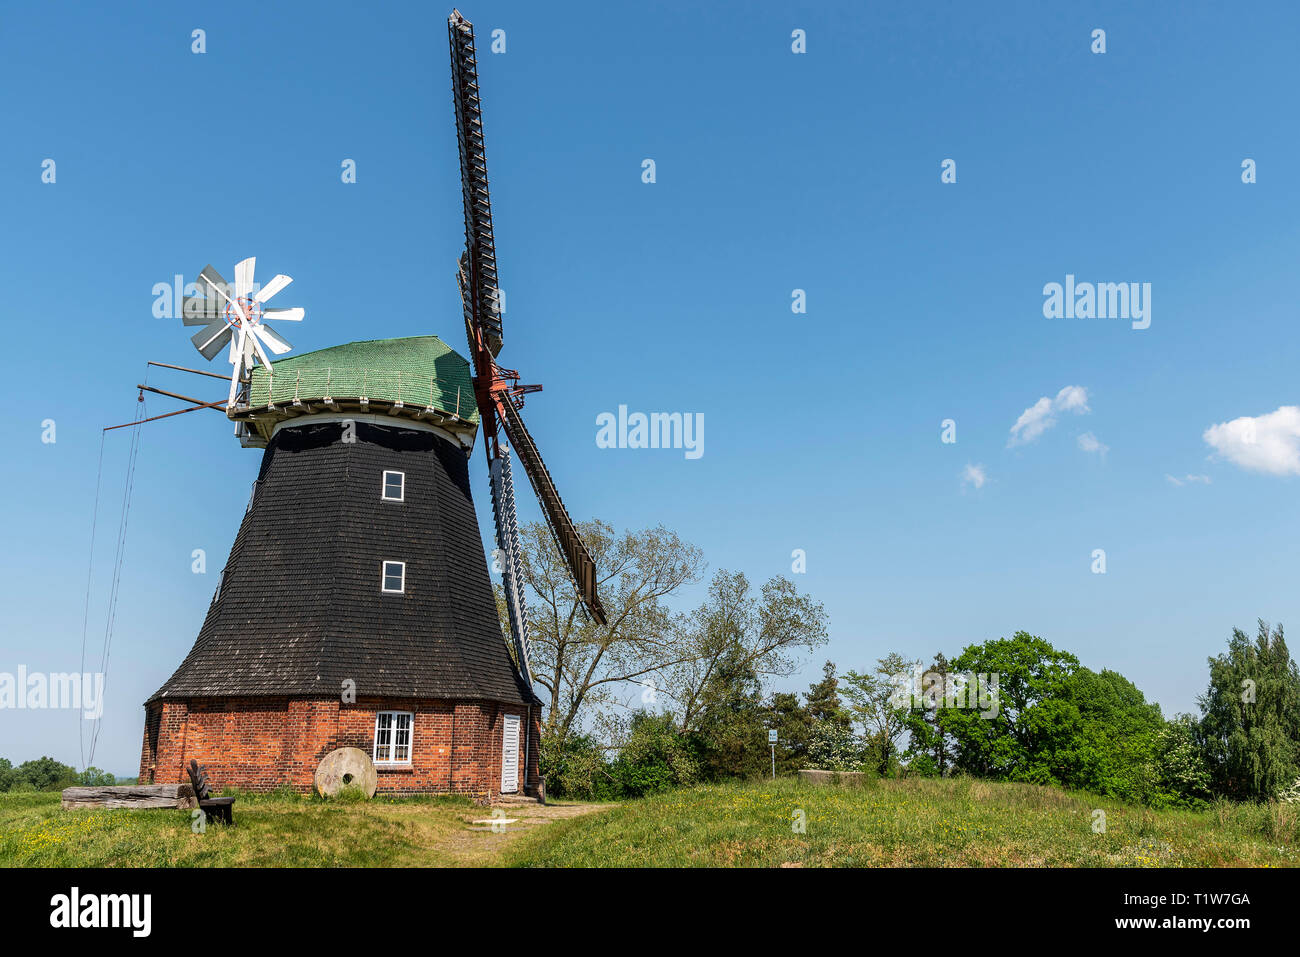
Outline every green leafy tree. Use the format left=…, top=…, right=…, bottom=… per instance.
left=664, top=570, right=829, bottom=734
left=805, top=660, right=851, bottom=729
left=607, top=711, right=704, bottom=797
left=843, top=653, right=920, bottom=775
left=13, top=756, right=79, bottom=791
left=516, top=520, right=707, bottom=740
left=903, top=652, right=957, bottom=777
left=945, top=632, right=1079, bottom=782
left=692, top=645, right=769, bottom=779
left=1148, top=714, right=1213, bottom=807
left=76, top=767, right=117, bottom=786
left=1032, top=667, right=1166, bottom=801
left=764, top=691, right=813, bottom=773
left=1198, top=620, right=1300, bottom=801
left=539, top=732, right=610, bottom=800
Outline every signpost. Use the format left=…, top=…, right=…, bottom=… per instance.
left=768, top=728, right=778, bottom=779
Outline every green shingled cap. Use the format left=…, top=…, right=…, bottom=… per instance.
left=247, top=336, right=480, bottom=426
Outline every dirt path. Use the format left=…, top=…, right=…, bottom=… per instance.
left=435, top=801, right=614, bottom=865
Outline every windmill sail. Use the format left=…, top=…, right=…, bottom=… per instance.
left=449, top=9, right=607, bottom=666
left=497, top=398, right=607, bottom=626
left=449, top=10, right=503, bottom=358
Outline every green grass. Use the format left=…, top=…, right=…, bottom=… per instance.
left=504, top=777, right=1300, bottom=867
left=0, top=790, right=485, bottom=867
left=4, top=777, right=1296, bottom=867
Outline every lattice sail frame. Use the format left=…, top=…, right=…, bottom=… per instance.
left=448, top=10, right=607, bottom=693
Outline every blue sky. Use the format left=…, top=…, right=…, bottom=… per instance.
left=3, top=1, right=1298, bottom=775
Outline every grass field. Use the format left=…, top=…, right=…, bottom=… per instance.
left=2, top=777, right=1296, bottom=867
left=0, top=790, right=588, bottom=867
left=505, top=777, right=1299, bottom=868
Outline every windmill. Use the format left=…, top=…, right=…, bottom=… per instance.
left=449, top=8, right=607, bottom=688
left=181, top=257, right=306, bottom=406
left=132, top=9, right=602, bottom=800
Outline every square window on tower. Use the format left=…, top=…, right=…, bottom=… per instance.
left=382, top=470, right=405, bottom=502
left=381, top=561, right=406, bottom=594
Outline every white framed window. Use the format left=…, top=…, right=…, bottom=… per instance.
left=374, top=711, right=413, bottom=764
left=381, top=560, right=406, bottom=593
left=382, top=470, right=405, bottom=502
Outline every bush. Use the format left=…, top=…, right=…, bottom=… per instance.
left=805, top=719, right=863, bottom=771
left=539, top=732, right=610, bottom=801
left=607, top=713, right=703, bottom=799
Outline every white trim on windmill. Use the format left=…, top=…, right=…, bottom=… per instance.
left=382, top=470, right=406, bottom=502
left=381, top=561, right=406, bottom=593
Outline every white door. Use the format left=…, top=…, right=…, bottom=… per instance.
left=501, top=714, right=521, bottom=793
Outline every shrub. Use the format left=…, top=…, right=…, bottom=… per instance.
left=805, top=719, right=863, bottom=771
left=607, top=713, right=703, bottom=799
left=539, top=732, right=610, bottom=801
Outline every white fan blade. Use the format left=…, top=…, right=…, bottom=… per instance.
left=262, top=307, right=304, bottom=322
left=248, top=325, right=275, bottom=368
left=227, top=326, right=247, bottom=406
left=229, top=322, right=248, bottom=367
left=254, top=323, right=293, bottom=355
left=234, top=257, right=256, bottom=301
left=254, top=274, right=292, bottom=303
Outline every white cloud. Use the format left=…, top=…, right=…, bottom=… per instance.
left=1008, top=385, right=1091, bottom=446
left=1055, top=385, right=1090, bottom=413
left=1077, top=432, right=1108, bottom=456
left=961, top=463, right=987, bottom=489
left=1165, top=473, right=1211, bottom=487
left=1202, top=406, right=1300, bottom=476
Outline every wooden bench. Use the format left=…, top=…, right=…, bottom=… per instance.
left=187, top=760, right=236, bottom=825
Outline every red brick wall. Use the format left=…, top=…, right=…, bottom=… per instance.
left=138, top=696, right=538, bottom=800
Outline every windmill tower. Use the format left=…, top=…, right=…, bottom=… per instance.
left=139, top=10, right=604, bottom=798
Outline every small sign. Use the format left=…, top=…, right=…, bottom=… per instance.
left=768, top=729, right=778, bottom=743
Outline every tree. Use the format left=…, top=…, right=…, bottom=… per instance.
left=805, top=719, right=862, bottom=771
left=660, top=570, right=829, bottom=734
left=691, top=644, right=769, bottom=779
left=538, top=732, right=609, bottom=800
left=764, top=691, right=813, bottom=774
left=1198, top=620, right=1300, bottom=801
left=805, top=660, right=851, bottom=729
left=1149, top=714, right=1213, bottom=807
left=11, top=756, right=79, bottom=791
left=1033, top=667, right=1166, bottom=800
left=606, top=711, right=704, bottom=798
left=944, top=632, right=1079, bottom=781
left=518, top=520, right=706, bottom=740
left=904, top=652, right=957, bottom=776
left=843, top=653, right=920, bottom=775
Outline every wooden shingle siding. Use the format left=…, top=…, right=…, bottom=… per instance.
left=140, top=419, right=542, bottom=796
left=148, top=420, right=534, bottom=705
